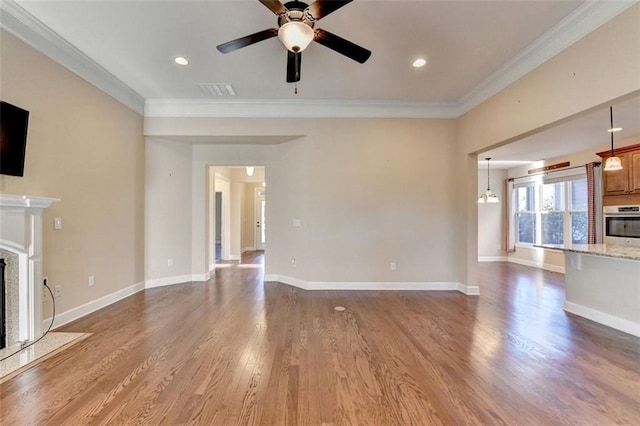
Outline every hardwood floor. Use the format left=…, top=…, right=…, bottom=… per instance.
left=1, top=257, right=638, bottom=425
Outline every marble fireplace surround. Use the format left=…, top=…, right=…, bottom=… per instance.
left=0, top=194, right=59, bottom=348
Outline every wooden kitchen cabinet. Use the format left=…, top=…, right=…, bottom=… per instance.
left=597, top=143, right=640, bottom=198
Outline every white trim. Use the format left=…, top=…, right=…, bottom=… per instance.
left=144, top=274, right=192, bottom=289
left=241, top=247, right=256, bottom=253
left=0, top=194, right=59, bottom=209
left=264, top=274, right=478, bottom=294
left=42, top=281, right=145, bottom=330
left=460, top=284, right=481, bottom=296
left=229, top=254, right=241, bottom=261
left=143, top=272, right=210, bottom=289
left=0, top=0, right=144, bottom=114
left=144, top=99, right=459, bottom=119
left=209, top=263, right=216, bottom=272
left=508, top=256, right=566, bottom=274
left=457, top=0, right=637, bottom=115
left=564, top=301, right=640, bottom=338
left=193, top=272, right=210, bottom=282
left=478, top=256, right=509, bottom=262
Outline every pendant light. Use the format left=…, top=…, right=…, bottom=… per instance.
left=478, top=158, right=500, bottom=204
left=603, top=106, right=623, bottom=171
left=245, top=166, right=255, bottom=177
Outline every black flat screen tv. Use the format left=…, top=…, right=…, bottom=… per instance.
left=0, top=101, right=30, bottom=177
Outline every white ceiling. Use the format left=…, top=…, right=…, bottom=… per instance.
left=14, top=0, right=586, bottom=103
left=3, top=1, right=638, bottom=164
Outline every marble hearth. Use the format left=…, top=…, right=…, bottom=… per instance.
left=0, top=194, right=59, bottom=349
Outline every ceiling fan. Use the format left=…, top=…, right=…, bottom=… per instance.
left=216, top=0, right=372, bottom=83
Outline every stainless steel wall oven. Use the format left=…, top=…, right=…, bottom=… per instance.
left=604, top=205, right=640, bottom=247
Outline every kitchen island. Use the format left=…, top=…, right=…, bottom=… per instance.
left=536, top=243, right=640, bottom=337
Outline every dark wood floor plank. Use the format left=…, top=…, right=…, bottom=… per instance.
left=1, top=256, right=639, bottom=425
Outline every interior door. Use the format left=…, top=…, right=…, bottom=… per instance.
left=255, top=188, right=266, bottom=250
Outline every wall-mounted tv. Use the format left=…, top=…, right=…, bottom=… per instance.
left=0, top=101, right=30, bottom=177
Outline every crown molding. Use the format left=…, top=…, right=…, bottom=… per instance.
left=1, top=0, right=635, bottom=119
left=0, top=0, right=145, bottom=115
left=457, top=0, right=638, bottom=116
left=144, top=99, right=459, bottom=119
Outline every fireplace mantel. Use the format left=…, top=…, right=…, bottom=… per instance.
left=0, top=194, right=60, bottom=209
left=0, top=194, right=59, bottom=346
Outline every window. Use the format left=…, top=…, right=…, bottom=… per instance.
left=515, top=175, right=587, bottom=246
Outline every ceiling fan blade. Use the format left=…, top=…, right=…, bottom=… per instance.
left=314, top=28, right=371, bottom=63
left=216, top=28, right=279, bottom=53
left=259, top=0, right=287, bottom=15
left=286, top=50, right=302, bottom=82
left=307, top=0, right=352, bottom=20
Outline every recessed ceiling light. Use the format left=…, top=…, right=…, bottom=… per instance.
left=412, top=58, right=426, bottom=68
left=175, top=56, right=189, bottom=66
left=608, top=127, right=622, bottom=132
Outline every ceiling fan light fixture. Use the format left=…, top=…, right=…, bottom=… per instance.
left=278, top=21, right=314, bottom=53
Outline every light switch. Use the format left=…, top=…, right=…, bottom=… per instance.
left=53, top=217, right=62, bottom=230
left=293, top=219, right=301, bottom=227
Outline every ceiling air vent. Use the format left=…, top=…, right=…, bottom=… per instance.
left=197, top=83, right=237, bottom=97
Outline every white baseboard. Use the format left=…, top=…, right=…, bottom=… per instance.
left=564, top=301, right=640, bottom=337
left=42, top=281, right=145, bottom=330
left=508, top=257, right=565, bottom=274
left=241, top=247, right=256, bottom=253
left=229, top=254, right=241, bottom=261
left=209, top=263, right=216, bottom=272
left=145, top=274, right=193, bottom=289
left=478, top=256, right=508, bottom=262
left=264, top=274, right=478, bottom=295
left=145, top=273, right=210, bottom=289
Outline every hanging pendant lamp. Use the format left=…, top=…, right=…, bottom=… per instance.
left=603, top=106, right=623, bottom=171
left=478, top=157, right=500, bottom=204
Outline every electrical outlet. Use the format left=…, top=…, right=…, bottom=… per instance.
left=88, top=275, right=95, bottom=287
left=390, top=262, right=397, bottom=271
left=291, top=257, right=296, bottom=267
left=168, top=258, right=174, bottom=267
left=53, top=286, right=62, bottom=298
left=43, top=276, right=48, bottom=287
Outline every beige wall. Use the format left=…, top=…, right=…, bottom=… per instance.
left=145, top=119, right=459, bottom=285
left=145, top=137, right=191, bottom=281
left=0, top=30, right=145, bottom=316
left=457, top=4, right=640, bottom=288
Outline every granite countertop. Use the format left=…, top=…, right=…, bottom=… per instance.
left=535, top=243, right=640, bottom=261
